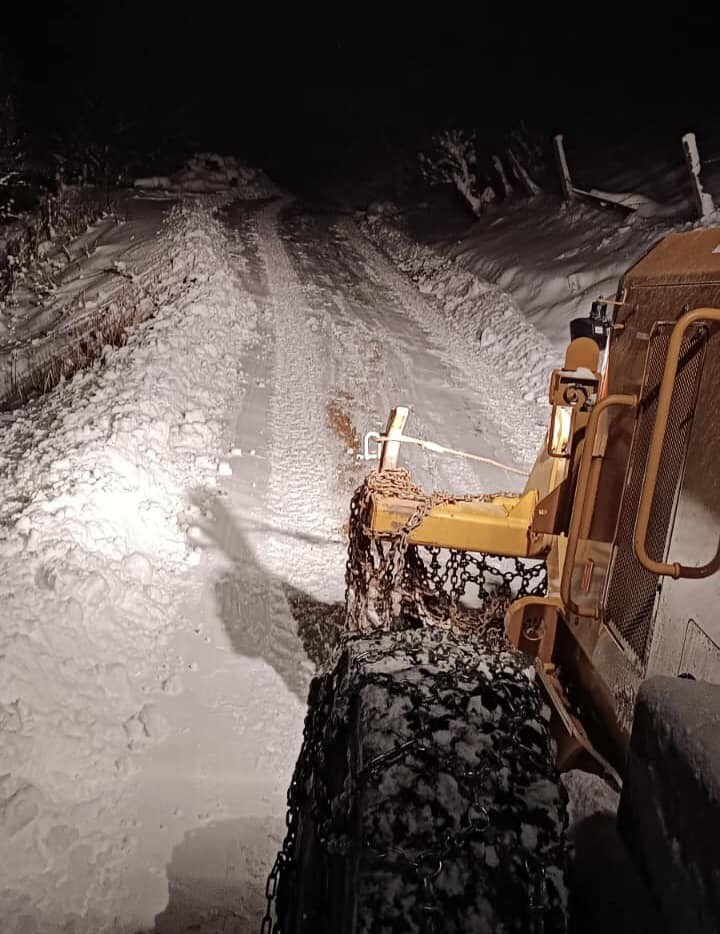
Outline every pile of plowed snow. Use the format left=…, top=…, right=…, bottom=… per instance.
left=0, top=200, right=258, bottom=932
left=361, top=212, right=556, bottom=407
left=134, top=152, right=278, bottom=198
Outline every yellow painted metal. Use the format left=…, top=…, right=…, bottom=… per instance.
left=369, top=489, right=543, bottom=557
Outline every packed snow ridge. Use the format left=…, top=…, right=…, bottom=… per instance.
left=361, top=211, right=556, bottom=407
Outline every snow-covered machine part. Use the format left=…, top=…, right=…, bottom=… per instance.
left=269, top=227, right=720, bottom=933
left=266, top=630, right=567, bottom=934
left=364, top=228, right=720, bottom=775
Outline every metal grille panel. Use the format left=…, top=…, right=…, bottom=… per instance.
left=603, top=323, right=707, bottom=668
left=680, top=618, right=720, bottom=682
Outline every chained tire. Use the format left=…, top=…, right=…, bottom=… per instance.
left=267, top=627, right=568, bottom=933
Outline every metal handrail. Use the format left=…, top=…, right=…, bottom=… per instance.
left=561, top=394, right=638, bottom=618
left=633, top=307, right=720, bottom=579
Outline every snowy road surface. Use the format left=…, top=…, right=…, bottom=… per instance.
left=0, top=194, right=543, bottom=933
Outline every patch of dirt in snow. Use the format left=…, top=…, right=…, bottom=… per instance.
left=0, top=200, right=262, bottom=932
left=326, top=392, right=360, bottom=455
left=326, top=391, right=363, bottom=490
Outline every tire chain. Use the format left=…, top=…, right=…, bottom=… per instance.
left=260, top=673, right=335, bottom=933
left=344, top=468, right=546, bottom=636
left=262, top=470, right=555, bottom=932
left=263, top=629, right=567, bottom=933
left=351, top=634, right=564, bottom=934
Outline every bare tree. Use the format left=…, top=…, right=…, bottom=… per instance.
left=419, top=129, right=495, bottom=216
left=0, top=84, right=26, bottom=222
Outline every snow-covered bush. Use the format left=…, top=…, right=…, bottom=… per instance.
left=419, top=124, right=547, bottom=215
left=419, top=129, right=496, bottom=216
left=365, top=199, right=400, bottom=222
left=133, top=152, right=278, bottom=198
left=0, top=88, right=28, bottom=223
left=506, top=120, right=547, bottom=182
left=52, top=114, right=131, bottom=189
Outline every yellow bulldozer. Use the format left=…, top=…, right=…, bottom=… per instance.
left=261, top=228, right=720, bottom=933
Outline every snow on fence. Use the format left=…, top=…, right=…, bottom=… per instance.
left=0, top=196, right=181, bottom=409
left=554, top=131, right=716, bottom=220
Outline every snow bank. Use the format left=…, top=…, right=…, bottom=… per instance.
left=360, top=211, right=556, bottom=406
left=0, top=202, right=178, bottom=406
left=440, top=197, right=670, bottom=348
left=0, top=200, right=257, bottom=932
left=0, top=186, right=117, bottom=301
left=404, top=157, right=720, bottom=354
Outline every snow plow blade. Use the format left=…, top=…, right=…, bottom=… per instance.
left=369, top=488, right=545, bottom=557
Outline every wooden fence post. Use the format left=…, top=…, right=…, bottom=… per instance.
left=553, top=134, right=575, bottom=203
left=682, top=132, right=715, bottom=220
left=506, top=149, right=541, bottom=197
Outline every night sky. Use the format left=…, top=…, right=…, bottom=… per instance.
left=2, top=2, right=718, bottom=189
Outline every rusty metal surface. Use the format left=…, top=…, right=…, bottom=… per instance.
left=613, top=233, right=720, bottom=517
left=627, top=228, right=720, bottom=284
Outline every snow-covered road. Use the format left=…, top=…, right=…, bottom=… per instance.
left=0, top=193, right=542, bottom=933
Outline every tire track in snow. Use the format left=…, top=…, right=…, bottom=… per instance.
left=112, top=208, right=315, bottom=934
left=280, top=209, right=527, bottom=493
left=255, top=198, right=348, bottom=600
left=280, top=212, right=483, bottom=494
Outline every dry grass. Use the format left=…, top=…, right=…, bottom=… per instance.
left=4, top=298, right=144, bottom=410
left=1, top=249, right=185, bottom=412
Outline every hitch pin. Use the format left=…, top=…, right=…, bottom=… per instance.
left=358, top=430, right=383, bottom=461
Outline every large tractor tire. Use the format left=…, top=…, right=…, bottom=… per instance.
left=269, top=628, right=568, bottom=933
